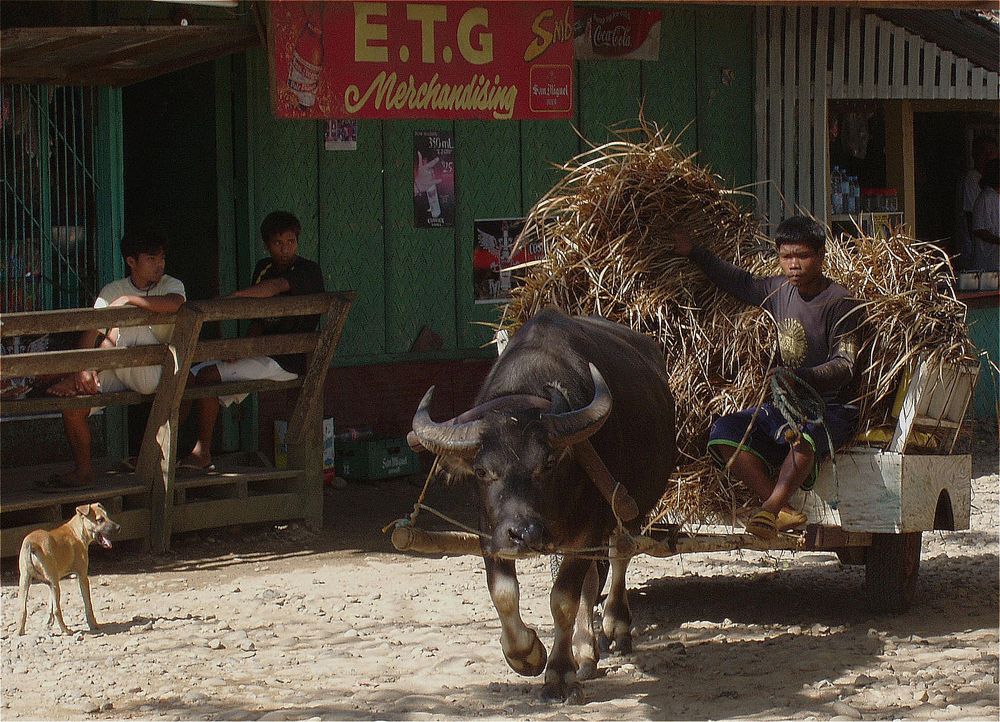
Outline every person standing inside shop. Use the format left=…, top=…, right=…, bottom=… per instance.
left=971, top=158, right=999, bottom=270
left=954, top=135, right=998, bottom=271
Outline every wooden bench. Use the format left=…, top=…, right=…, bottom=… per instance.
left=0, top=291, right=355, bottom=555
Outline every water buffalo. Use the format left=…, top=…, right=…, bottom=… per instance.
left=411, top=308, right=676, bottom=702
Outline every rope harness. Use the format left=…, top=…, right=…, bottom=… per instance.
left=769, top=367, right=840, bottom=507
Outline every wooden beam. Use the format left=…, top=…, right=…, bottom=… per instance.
left=0, top=345, right=170, bottom=378
left=181, top=378, right=301, bottom=400
left=190, top=332, right=316, bottom=362
left=286, top=292, right=356, bottom=530
left=139, top=305, right=203, bottom=553
left=0, top=306, right=176, bottom=337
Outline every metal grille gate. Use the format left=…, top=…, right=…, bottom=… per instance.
left=1, top=84, right=100, bottom=313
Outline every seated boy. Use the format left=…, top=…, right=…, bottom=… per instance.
left=672, top=216, right=862, bottom=540
left=180, top=210, right=325, bottom=470
left=42, top=227, right=186, bottom=490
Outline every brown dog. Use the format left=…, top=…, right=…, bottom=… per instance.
left=17, top=502, right=121, bottom=636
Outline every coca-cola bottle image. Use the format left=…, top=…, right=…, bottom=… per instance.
left=287, top=5, right=324, bottom=110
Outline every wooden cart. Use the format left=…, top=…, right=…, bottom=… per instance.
left=392, top=356, right=979, bottom=614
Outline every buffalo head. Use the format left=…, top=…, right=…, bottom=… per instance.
left=411, top=364, right=612, bottom=555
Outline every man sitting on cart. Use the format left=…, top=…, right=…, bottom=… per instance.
left=671, top=216, right=862, bottom=540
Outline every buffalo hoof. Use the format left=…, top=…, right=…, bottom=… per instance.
left=599, top=628, right=633, bottom=656
left=577, top=659, right=598, bottom=681
left=597, top=630, right=612, bottom=655
left=541, top=679, right=585, bottom=705
left=503, top=635, right=547, bottom=677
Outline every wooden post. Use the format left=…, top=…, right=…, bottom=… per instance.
left=286, top=292, right=355, bottom=531
left=138, top=304, right=204, bottom=553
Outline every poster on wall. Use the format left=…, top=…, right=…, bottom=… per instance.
left=473, top=217, right=544, bottom=304
left=324, top=120, right=358, bottom=150
left=413, top=130, right=455, bottom=229
left=573, top=7, right=662, bottom=61
left=269, top=1, right=574, bottom=120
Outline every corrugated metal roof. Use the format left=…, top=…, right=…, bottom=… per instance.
left=874, top=8, right=999, bottom=74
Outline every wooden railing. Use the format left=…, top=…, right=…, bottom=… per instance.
left=0, top=291, right=355, bottom=553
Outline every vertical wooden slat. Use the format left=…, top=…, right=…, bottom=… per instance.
left=832, top=7, right=846, bottom=98
left=921, top=43, right=937, bottom=97
left=754, top=7, right=768, bottom=220
left=971, top=67, right=986, bottom=99
left=987, top=72, right=999, bottom=99
left=782, top=8, right=798, bottom=218
left=940, top=50, right=955, bottom=99
left=891, top=26, right=905, bottom=98
left=768, top=8, right=783, bottom=227
left=797, top=7, right=813, bottom=213
left=906, top=35, right=920, bottom=92
left=955, top=57, right=969, bottom=99
left=863, top=13, right=877, bottom=97
left=813, top=7, right=830, bottom=223
left=876, top=20, right=891, bottom=97
left=849, top=10, right=863, bottom=92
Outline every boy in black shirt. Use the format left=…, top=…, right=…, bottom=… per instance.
left=672, top=216, right=861, bottom=540
left=181, top=211, right=324, bottom=470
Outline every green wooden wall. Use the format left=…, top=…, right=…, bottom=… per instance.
left=225, top=5, right=754, bottom=365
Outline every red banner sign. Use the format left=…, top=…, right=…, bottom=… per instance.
left=270, top=1, right=574, bottom=120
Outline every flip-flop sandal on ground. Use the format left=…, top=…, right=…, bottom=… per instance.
left=776, top=508, right=808, bottom=531
left=35, top=474, right=93, bottom=494
left=745, top=509, right=778, bottom=541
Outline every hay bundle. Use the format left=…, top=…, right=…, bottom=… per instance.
left=503, top=123, right=976, bottom=523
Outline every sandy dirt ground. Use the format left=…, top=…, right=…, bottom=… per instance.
left=1, top=438, right=997, bottom=721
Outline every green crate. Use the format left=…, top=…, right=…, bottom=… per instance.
left=335, top=436, right=420, bottom=480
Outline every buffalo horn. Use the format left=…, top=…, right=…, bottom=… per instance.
left=411, top=386, right=485, bottom=457
left=543, top=363, right=613, bottom=446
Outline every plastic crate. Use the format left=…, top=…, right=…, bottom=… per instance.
left=335, top=436, right=420, bottom=480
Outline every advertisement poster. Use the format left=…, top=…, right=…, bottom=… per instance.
left=414, top=130, right=455, bottom=229
left=270, top=1, right=574, bottom=120
left=473, top=217, right=544, bottom=304
left=324, top=119, right=358, bottom=150
left=573, top=7, right=662, bottom=61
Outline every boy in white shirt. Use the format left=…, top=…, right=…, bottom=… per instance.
left=41, top=228, right=186, bottom=491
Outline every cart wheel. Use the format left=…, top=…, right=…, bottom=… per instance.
left=864, top=532, right=922, bottom=613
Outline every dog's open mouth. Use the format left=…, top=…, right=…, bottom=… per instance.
left=97, top=533, right=113, bottom=549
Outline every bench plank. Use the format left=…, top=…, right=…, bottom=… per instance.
left=1, top=345, right=171, bottom=378
left=0, top=474, right=149, bottom=512
left=0, top=306, right=177, bottom=337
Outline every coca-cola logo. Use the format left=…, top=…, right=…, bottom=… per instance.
left=591, top=24, right=632, bottom=50
left=577, top=8, right=658, bottom=59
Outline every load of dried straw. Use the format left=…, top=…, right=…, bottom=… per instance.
left=501, top=123, right=977, bottom=523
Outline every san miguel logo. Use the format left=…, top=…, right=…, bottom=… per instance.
left=573, top=7, right=662, bottom=61
left=270, top=1, right=574, bottom=120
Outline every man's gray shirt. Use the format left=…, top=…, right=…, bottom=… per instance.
left=690, top=246, right=861, bottom=403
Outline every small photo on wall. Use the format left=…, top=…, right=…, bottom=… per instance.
left=325, top=120, right=357, bottom=150
left=473, top=217, right=543, bottom=304
left=413, top=130, right=455, bottom=229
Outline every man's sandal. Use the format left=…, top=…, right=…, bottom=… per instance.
left=776, top=507, right=808, bottom=531
left=745, top=509, right=778, bottom=541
